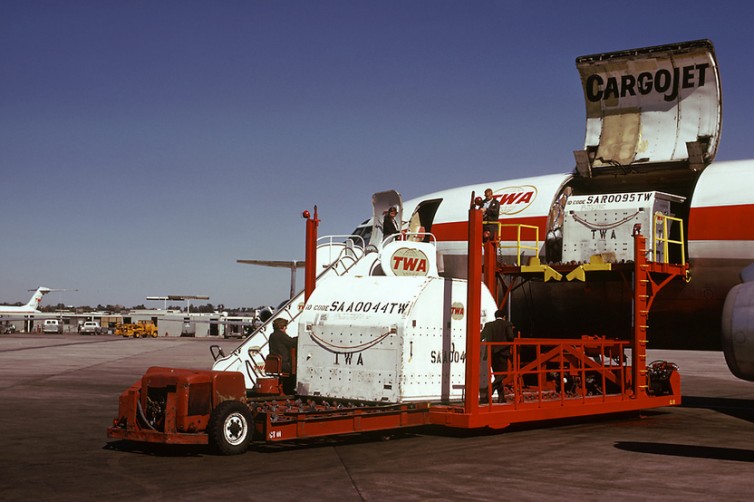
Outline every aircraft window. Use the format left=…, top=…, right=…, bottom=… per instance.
left=349, top=219, right=373, bottom=246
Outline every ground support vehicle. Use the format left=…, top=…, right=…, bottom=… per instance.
left=116, top=321, right=158, bottom=338
left=43, top=319, right=63, bottom=334
left=137, top=320, right=159, bottom=338
left=108, top=365, right=433, bottom=454
left=114, top=324, right=132, bottom=337
left=79, top=321, right=103, bottom=335
left=108, top=205, right=684, bottom=454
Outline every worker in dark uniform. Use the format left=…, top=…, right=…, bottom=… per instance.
left=269, top=318, right=297, bottom=395
left=383, top=206, right=400, bottom=240
left=480, top=188, right=500, bottom=241
left=481, top=309, right=515, bottom=402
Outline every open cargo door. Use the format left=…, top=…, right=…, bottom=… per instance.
left=574, top=39, right=721, bottom=176
left=371, top=190, right=403, bottom=247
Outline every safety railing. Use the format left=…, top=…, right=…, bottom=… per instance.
left=216, top=233, right=373, bottom=387
left=496, top=224, right=540, bottom=266
left=481, top=337, right=629, bottom=407
left=653, top=213, right=686, bottom=265
left=318, top=234, right=366, bottom=262
left=383, top=231, right=437, bottom=246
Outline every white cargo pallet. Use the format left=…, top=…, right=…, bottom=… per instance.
left=561, top=191, right=683, bottom=263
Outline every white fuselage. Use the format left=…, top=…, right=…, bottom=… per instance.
left=372, top=160, right=754, bottom=349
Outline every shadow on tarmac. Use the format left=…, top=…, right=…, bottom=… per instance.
left=103, top=411, right=657, bottom=457
left=103, top=429, right=428, bottom=457
left=681, top=395, right=754, bottom=423
left=613, top=395, right=754, bottom=463
left=614, top=441, right=754, bottom=462
left=103, top=440, right=210, bottom=457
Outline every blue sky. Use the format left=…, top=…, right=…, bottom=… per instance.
left=2, top=1, right=753, bottom=308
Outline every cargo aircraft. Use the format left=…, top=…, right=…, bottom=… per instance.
left=349, top=40, right=754, bottom=382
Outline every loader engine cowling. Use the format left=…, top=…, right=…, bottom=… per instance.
left=721, top=282, right=754, bottom=381
left=112, top=367, right=247, bottom=438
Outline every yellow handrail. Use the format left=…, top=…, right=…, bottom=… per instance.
left=492, top=223, right=540, bottom=266
left=653, top=213, right=685, bottom=265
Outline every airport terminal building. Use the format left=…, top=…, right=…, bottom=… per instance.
left=3, top=309, right=255, bottom=339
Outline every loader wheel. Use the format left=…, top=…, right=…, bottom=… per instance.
left=208, top=400, right=253, bottom=455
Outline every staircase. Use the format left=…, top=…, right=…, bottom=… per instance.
left=211, top=237, right=380, bottom=389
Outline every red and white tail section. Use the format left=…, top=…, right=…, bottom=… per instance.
left=0, top=287, right=51, bottom=316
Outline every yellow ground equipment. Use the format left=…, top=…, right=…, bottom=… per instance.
left=116, top=321, right=158, bottom=338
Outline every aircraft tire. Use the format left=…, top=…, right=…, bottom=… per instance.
left=208, top=400, right=253, bottom=455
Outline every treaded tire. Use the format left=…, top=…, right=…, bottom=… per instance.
left=208, top=400, right=253, bottom=455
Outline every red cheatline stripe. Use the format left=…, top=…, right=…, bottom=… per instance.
left=689, top=205, right=754, bottom=240
left=432, top=207, right=754, bottom=243
left=432, top=216, right=548, bottom=242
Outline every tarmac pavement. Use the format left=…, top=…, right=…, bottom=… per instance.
left=0, top=333, right=753, bottom=501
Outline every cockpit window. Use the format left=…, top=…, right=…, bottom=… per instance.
left=348, top=219, right=373, bottom=246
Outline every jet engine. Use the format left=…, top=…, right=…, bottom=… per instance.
left=721, top=279, right=754, bottom=381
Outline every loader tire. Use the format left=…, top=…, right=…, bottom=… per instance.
left=208, top=400, right=253, bottom=455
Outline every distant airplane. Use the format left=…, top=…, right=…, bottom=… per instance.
left=0, top=287, right=51, bottom=316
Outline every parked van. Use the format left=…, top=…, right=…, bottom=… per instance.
left=43, top=319, right=63, bottom=334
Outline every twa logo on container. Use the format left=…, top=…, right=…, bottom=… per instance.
left=391, top=247, right=430, bottom=277
left=450, top=302, right=464, bottom=320
left=381, top=241, right=438, bottom=278
left=495, top=185, right=538, bottom=215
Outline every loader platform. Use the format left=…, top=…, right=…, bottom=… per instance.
left=107, top=203, right=686, bottom=453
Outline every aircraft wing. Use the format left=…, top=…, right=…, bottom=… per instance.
left=236, top=260, right=305, bottom=268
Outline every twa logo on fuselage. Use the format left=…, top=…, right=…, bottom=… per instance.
left=391, top=247, right=429, bottom=277
left=450, top=302, right=464, bottom=320
left=494, top=185, right=537, bottom=215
